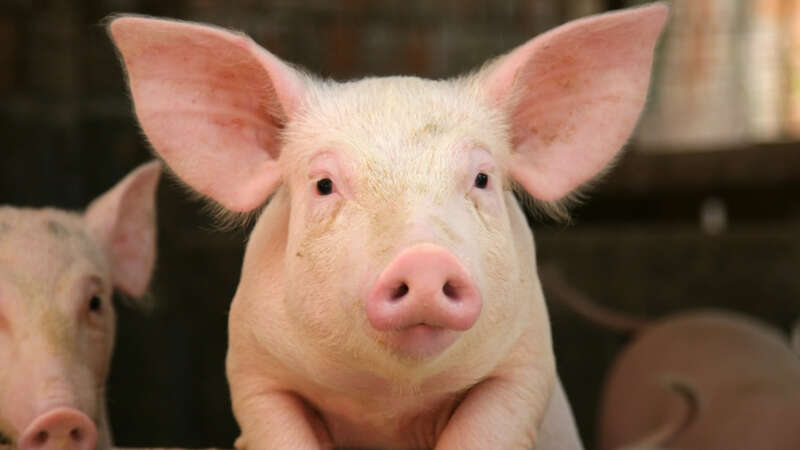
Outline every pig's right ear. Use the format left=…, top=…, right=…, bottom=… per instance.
left=108, top=16, right=305, bottom=212
left=791, top=319, right=800, bottom=356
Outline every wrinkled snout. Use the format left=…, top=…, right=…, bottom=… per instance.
left=18, top=407, right=97, bottom=450
left=366, top=243, right=482, bottom=333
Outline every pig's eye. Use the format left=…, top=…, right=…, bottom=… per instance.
left=474, top=173, right=489, bottom=189
left=88, top=296, right=102, bottom=313
left=316, top=178, right=334, bottom=196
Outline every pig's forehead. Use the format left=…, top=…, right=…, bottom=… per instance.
left=0, top=207, right=104, bottom=277
left=287, top=76, right=510, bottom=164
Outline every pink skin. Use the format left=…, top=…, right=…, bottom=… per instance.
left=109, top=4, right=666, bottom=449
left=597, top=311, right=800, bottom=450
left=0, top=161, right=160, bottom=450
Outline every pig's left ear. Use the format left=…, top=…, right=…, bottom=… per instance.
left=84, top=161, right=161, bottom=298
left=481, top=4, right=668, bottom=201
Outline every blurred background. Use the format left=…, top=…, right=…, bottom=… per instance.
left=1, top=0, right=798, bottom=447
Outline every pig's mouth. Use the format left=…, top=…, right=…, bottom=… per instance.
left=380, top=323, right=460, bottom=359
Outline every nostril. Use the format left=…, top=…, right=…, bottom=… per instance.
left=442, top=281, right=459, bottom=300
left=366, top=244, right=482, bottom=333
left=391, top=283, right=409, bottom=300
left=19, top=407, right=98, bottom=450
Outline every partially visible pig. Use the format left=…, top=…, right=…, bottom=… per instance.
left=541, top=267, right=800, bottom=450
left=108, top=4, right=667, bottom=449
left=600, top=312, right=800, bottom=450
left=0, top=161, right=161, bottom=450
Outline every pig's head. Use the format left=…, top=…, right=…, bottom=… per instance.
left=109, top=5, right=665, bottom=384
left=0, top=161, right=160, bottom=450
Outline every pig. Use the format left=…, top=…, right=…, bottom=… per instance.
left=107, top=4, right=667, bottom=449
left=541, top=266, right=800, bottom=450
left=599, top=311, right=800, bottom=450
left=0, top=161, right=160, bottom=450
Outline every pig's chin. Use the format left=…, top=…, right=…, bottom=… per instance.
left=377, top=324, right=460, bottom=360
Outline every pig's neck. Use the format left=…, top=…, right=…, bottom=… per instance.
left=308, top=381, right=462, bottom=449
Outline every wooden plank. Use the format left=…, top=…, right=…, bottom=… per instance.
left=600, top=142, right=800, bottom=193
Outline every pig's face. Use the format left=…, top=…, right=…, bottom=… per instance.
left=0, top=209, right=114, bottom=445
left=0, top=161, right=159, bottom=450
left=278, top=77, right=534, bottom=378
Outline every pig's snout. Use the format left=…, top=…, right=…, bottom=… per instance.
left=366, top=244, right=482, bottom=333
left=18, top=407, right=98, bottom=450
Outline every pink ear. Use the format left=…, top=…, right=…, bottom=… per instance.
left=484, top=4, right=668, bottom=201
left=108, top=16, right=306, bottom=211
left=85, top=161, right=161, bottom=298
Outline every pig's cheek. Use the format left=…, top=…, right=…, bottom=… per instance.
left=297, top=238, right=369, bottom=341
left=84, top=323, right=114, bottom=381
left=286, top=235, right=349, bottom=335
left=473, top=213, right=518, bottom=329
